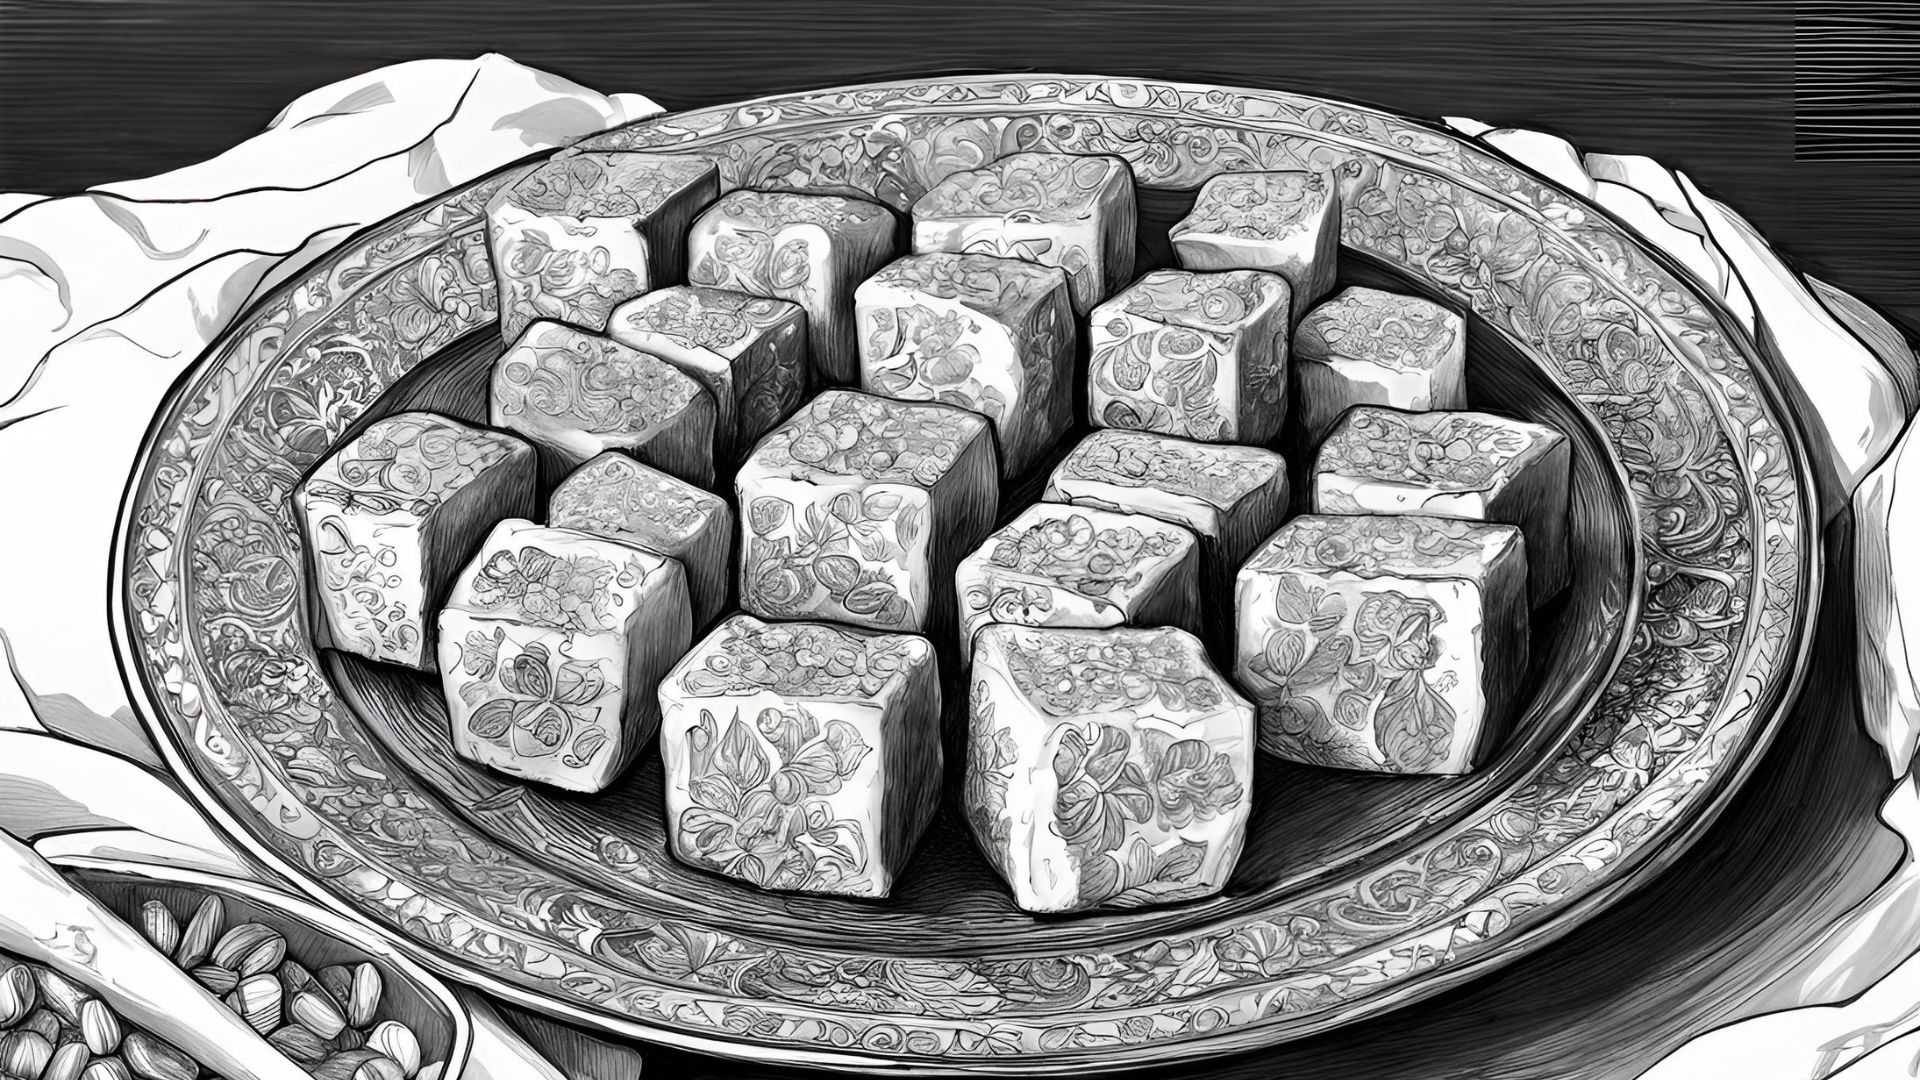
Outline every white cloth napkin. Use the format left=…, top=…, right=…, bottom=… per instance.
left=1, top=58, right=1915, bottom=1079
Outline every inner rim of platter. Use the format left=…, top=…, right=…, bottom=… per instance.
left=315, top=251, right=1635, bottom=958
left=122, top=75, right=1809, bottom=1071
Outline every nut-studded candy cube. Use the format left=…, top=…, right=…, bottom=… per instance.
left=294, top=412, right=535, bottom=670
left=687, top=190, right=898, bottom=386
left=548, top=452, right=735, bottom=629
left=609, top=286, right=808, bottom=464
left=1313, top=407, right=1570, bottom=603
left=1234, top=514, right=1528, bottom=775
left=1170, top=170, right=1340, bottom=319
left=659, top=615, right=941, bottom=898
left=1088, top=269, right=1292, bottom=444
left=1044, top=430, right=1288, bottom=651
left=966, top=624, right=1254, bottom=913
left=912, top=152, right=1137, bottom=315
left=1291, top=287, right=1466, bottom=448
left=736, top=390, right=997, bottom=637
left=956, top=503, right=1201, bottom=650
left=491, top=320, right=716, bottom=488
left=487, top=151, right=719, bottom=340
left=856, top=253, right=1075, bottom=477
left=438, top=519, right=692, bottom=793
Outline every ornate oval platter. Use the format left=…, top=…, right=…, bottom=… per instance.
left=113, top=75, right=1819, bottom=1073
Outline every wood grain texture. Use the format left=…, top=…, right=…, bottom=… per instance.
left=3, top=0, right=1914, bottom=341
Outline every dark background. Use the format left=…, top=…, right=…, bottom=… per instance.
left=0, top=1, right=1909, bottom=1077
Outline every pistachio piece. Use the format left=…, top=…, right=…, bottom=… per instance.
left=188, top=967, right=237, bottom=997
left=274, top=961, right=315, bottom=1000
left=79, top=1000, right=121, bottom=1056
left=0, top=1030, right=53, bottom=1080
left=0, top=966, right=36, bottom=1028
left=225, top=975, right=282, bottom=1037
left=210, top=926, right=284, bottom=980
left=18, top=1012, right=58, bottom=1045
left=43, top=1042, right=89, bottom=1080
left=173, top=898, right=222, bottom=971
left=328, top=1028, right=363, bottom=1053
left=135, top=905, right=179, bottom=960
left=288, top=991, right=346, bottom=1038
left=315, top=970, right=353, bottom=1016
left=81, top=1059, right=131, bottom=1080
left=30, top=972, right=86, bottom=1027
left=121, top=1034, right=195, bottom=1080
left=344, top=966, right=381, bottom=1030
left=266, top=1026, right=329, bottom=1066
left=364, top=1023, right=417, bottom=1078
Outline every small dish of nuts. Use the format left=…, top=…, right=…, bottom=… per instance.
left=7, top=859, right=471, bottom=1080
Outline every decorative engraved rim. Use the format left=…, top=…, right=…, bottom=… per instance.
left=111, top=75, right=1820, bottom=1073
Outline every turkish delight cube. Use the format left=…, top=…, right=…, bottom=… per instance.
left=1087, top=268, right=1292, bottom=444
left=956, top=503, right=1201, bottom=650
left=1233, top=514, right=1528, bottom=775
left=608, top=286, right=808, bottom=465
left=491, top=320, right=716, bottom=488
left=855, top=253, right=1075, bottom=477
left=911, top=152, right=1137, bottom=315
left=1043, top=429, right=1288, bottom=651
left=736, top=390, right=997, bottom=637
left=548, top=452, right=735, bottom=630
left=1169, top=170, right=1340, bottom=320
left=687, top=189, right=898, bottom=386
left=965, top=624, right=1254, bottom=913
left=437, top=519, right=692, bottom=793
left=1291, top=286, right=1466, bottom=448
left=487, top=151, right=718, bottom=340
left=658, top=615, right=941, bottom=898
left=1313, top=407, right=1570, bottom=603
left=293, top=411, right=535, bottom=670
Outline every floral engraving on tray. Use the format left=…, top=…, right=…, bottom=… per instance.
left=124, top=76, right=1809, bottom=1066
left=741, top=490, right=919, bottom=627
left=752, top=391, right=979, bottom=484
left=1057, top=430, right=1278, bottom=508
left=679, top=705, right=872, bottom=892
left=1052, top=722, right=1241, bottom=908
left=678, top=618, right=925, bottom=699
left=1295, top=290, right=1458, bottom=372
left=1175, top=171, right=1330, bottom=240
left=456, top=634, right=616, bottom=770
left=496, top=324, right=701, bottom=431
left=1318, top=409, right=1536, bottom=489
left=1239, top=579, right=1457, bottom=772
left=963, top=511, right=1185, bottom=626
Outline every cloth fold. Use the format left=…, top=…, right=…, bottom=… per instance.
left=1, top=61, right=1914, bottom=1079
